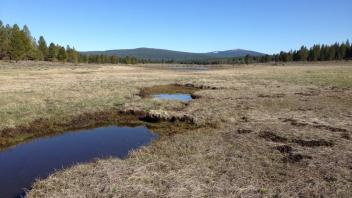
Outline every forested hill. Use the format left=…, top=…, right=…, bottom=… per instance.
left=82, top=48, right=265, bottom=61
left=1, top=20, right=351, bottom=65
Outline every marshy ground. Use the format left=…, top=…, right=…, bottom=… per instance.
left=0, top=61, right=351, bottom=197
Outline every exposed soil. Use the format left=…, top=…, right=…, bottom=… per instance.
left=237, top=128, right=253, bottom=134
left=282, top=153, right=312, bottom=163
left=0, top=109, right=198, bottom=150
left=138, top=84, right=201, bottom=98
left=292, top=139, right=334, bottom=147
left=257, top=93, right=285, bottom=98
left=273, top=145, right=293, bottom=154
left=259, top=131, right=288, bottom=143
left=341, top=132, right=350, bottom=140
left=313, top=124, right=348, bottom=132
left=281, top=118, right=348, bottom=132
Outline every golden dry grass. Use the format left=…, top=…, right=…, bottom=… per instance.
left=0, top=61, right=351, bottom=197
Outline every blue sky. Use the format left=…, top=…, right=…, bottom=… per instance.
left=0, top=0, right=351, bottom=54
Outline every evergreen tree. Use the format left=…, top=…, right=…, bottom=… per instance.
left=0, top=20, right=10, bottom=59
left=38, top=36, right=48, bottom=60
left=9, top=24, right=26, bottom=61
left=47, top=42, right=57, bottom=61
left=110, top=55, right=118, bottom=64
left=66, top=45, right=79, bottom=63
left=327, top=46, right=336, bottom=60
left=274, top=54, right=279, bottom=62
left=21, top=25, right=35, bottom=59
left=57, top=47, right=67, bottom=62
left=263, top=55, right=270, bottom=63
left=79, top=54, right=88, bottom=63
left=320, top=45, right=328, bottom=61
left=279, top=51, right=289, bottom=62
left=298, top=46, right=308, bottom=61
left=244, top=55, right=252, bottom=64
left=338, top=42, right=347, bottom=60
left=309, top=45, right=320, bottom=61
left=347, top=40, right=352, bottom=59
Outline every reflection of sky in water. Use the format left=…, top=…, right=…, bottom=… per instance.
left=153, top=94, right=192, bottom=102
left=0, top=126, right=156, bottom=198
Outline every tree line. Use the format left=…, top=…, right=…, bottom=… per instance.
left=175, top=41, right=352, bottom=65
left=0, top=21, right=140, bottom=64
left=268, top=41, right=352, bottom=63
left=131, top=41, right=352, bottom=65
left=1, top=21, right=351, bottom=65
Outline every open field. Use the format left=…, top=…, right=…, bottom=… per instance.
left=0, top=61, right=351, bottom=197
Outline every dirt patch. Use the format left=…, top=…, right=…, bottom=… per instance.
left=280, top=118, right=348, bottom=132
left=280, top=118, right=308, bottom=127
left=259, top=131, right=288, bottom=143
left=237, top=128, right=253, bottom=134
left=282, top=153, right=312, bottom=163
left=341, top=132, right=350, bottom=140
left=273, top=145, right=312, bottom=164
left=257, top=93, right=285, bottom=98
left=180, top=83, right=220, bottom=90
left=296, top=107, right=322, bottom=111
left=240, top=116, right=249, bottom=122
left=0, top=109, right=197, bottom=150
left=292, top=139, right=334, bottom=147
left=294, top=90, right=320, bottom=96
left=324, top=175, right=338, bottom=183
left=273, top=145, right=293, bottom=153
left=313, top=124, right=348, bottom=132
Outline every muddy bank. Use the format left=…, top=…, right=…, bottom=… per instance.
left=138, top=83, right=220, bottom=99
left=138, top=84, right=200, bottom=98
left=0, top=109, right=198, bottom=150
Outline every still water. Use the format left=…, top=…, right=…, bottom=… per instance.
left=152, top=93, right=193, bottom=102
left=0, top=125, right=156, bottom=198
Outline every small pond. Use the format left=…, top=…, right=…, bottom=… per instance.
left=0, top=125, right=156, bottom=198
left=152, top=93, right=193, bottom=102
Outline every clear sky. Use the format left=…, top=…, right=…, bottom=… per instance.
left=0, top=0, right=351, bottom=54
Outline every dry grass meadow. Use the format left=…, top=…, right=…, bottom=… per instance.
left=0, top=61, right=351, bottom=197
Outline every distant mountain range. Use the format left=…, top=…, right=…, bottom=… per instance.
left=82, top=48, right=265, bottom=61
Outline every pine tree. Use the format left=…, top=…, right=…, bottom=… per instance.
left=66, top=45, right=79, bottom=63
left=279, top=51, right=289, bottom=62
left=347, top=40, right=352, bottom=59
left=0, top=20, right=10, bottom=59
left=47, top=43, right=57, bottom=61
left=79, top=54, right=88, bottom=63
left=327, top=46, right=336, bottom=61
left=244, top=55, right=252, bottom=64
left=26, top=38, right=41, bottom=60
left=110, top=55, right=118, bottom=64
left=261, top=55, right=270, bottom=63
left=38, top=36, right=48, bottom=60
left=338, top=42, right=347, bottom=60
left=298, top=46, right=308, bottom=61
left=9, top=24, right=26, bottom=61
left=21, top=25, right=35, bottom=59
left=310, top=45, right=321, bottom=61
left=57, top=47, right=67, bottom=62
left=320, top=45, right=327, bottom=61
